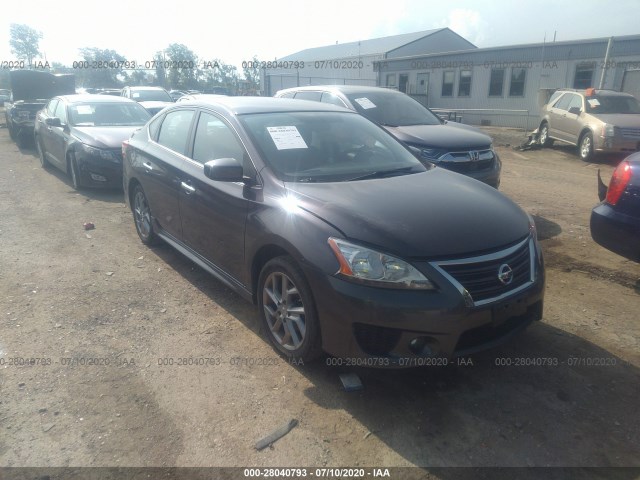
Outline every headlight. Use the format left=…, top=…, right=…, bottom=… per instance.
left=602, top=124, right=616, bottom=137
left=328, top=237, right=435, bottom=290
left=80, top=144, right=120, bottom=162
left=419, top=147, right=445, bottom=160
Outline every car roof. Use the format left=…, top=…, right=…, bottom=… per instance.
left=173, top=96, right=355, bottom=115
left=278, top=85, right=400, bottom=95
left=128, top=86, right=168, bottom=91
left=557, top=88, right=635, bottom=98
left=56, top=94, right=138, bottom=104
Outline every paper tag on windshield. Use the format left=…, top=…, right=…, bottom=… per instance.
left=588, top=98, right=600, bottom=107
left=354, top=97, right=376, bottom=109
left=75, top=105, right=93, bottom=115
left=132, top=92, right=140, bottom=98
left=267, top=126, right=308, bottom=150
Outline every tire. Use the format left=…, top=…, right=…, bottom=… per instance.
left=539, top=122, right=553, bottom=147
left=7, top=120, right=16, bottom=140
left=579, top=132, right=594, bottom=162
left=68, top=154, right=82, bottom=190
left=36, top=136, right=49, bottom=168
left=258, top=256, right=322, bottom=362
left=132, top=184, right=159, bottom=245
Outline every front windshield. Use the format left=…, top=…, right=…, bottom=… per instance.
left=240, top=111, right=426, bottom=183
left=131, top=89, right=172, bottom=102
left=344, top=90, right=441, bottom=126
left=68, top=103, right=151, bottom=127
left=586, top=95, right=640, bottom=114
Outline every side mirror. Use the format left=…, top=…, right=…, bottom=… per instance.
left=203, top=158, right=244, bottom=182
left=45, top=117, right=62, bottom=127
left=568, top=106, right=582, bottom=115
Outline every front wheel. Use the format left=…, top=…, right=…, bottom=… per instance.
left=36, top=137, right=49, bottom=168
left=579, top=132, right=594, bottom=162
left=68, top=154, right=82, bottom=190
left=539, top=122, right=553, bottom=147
left=258, top=256, right=322, bottom=362
left=132, top=184, right=158, bottom=245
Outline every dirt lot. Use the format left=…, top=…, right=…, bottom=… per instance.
left=0, top=121, right=639, bottom=475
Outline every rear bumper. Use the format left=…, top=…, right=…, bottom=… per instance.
left=590, top=202, right=640, bottom=262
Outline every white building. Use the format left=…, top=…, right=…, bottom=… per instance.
left=261, top=28, right=476, bottom=96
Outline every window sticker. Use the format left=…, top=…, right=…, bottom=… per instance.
left=354, top=97, right=377, bottom=109
left=132, top=92, right=140, bottom=98
left=75, top=105, right=94, bottom=115
left=587, top=98, right=600, bottom=107
left=267, top=126, right=308, bottom=150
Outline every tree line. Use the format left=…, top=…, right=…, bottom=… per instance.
left=2, top=23, right=262, bottom=95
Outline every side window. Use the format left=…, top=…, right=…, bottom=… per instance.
left=320, top=92, right=346, bottom=107
left=147, top=114, right=164, bottom=140
left=192, top=111, right=247, bottom=166
left=279, top=92, right=295, bottom=99
left=554, top=94, right=573, bottom=111
left=294, top=91, right=322, bottom=102
left=54, top=101, right=67, bottom=124
left=46, top=99, right=59, bottom=116
left=157, top=109, right=195, bottom=155
left=567, top=94, right=583, bottom=112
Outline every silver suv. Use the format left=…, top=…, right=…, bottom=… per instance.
left=538, top=88, right=640, bottom=161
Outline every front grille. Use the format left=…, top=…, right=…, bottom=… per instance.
left=432, top=237, right=534, bottom=306
left=443, top=158, right=494, bottom=173
left=436, top=148, right=495, bottom=173
left=620, top=128, right=640, bottom=140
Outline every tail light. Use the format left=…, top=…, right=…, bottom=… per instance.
left=605, top=161, right=632, bottom=205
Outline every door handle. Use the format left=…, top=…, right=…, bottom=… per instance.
left=181, top=181, right=195, bottom=194
left=142, top=162, right=153, bottom=172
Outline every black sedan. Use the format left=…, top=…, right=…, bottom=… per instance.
left=34, top=95, right=151, bottom=189
left=591, top=154, right=640, bottom=262
left=123, top=97, right=545, bottom=366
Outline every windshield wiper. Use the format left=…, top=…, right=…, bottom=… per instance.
left=345, top=166, right=418, bottom=181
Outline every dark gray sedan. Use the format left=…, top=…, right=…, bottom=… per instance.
left=123, top=97, right=544, bottom=366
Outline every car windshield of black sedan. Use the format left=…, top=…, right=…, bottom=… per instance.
left=68, top=103, right=151, bottom=127
left=343, top=91, right=441, bottom=127
left=240, top=112, right=426, bottom=182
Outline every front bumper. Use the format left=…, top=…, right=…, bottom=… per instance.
left=590, top=202, right=640, bottom=262
left=304, top=238, right=545, bottom=367
left=594, top=136, right=640, bottom=156
left=437, top=153, right=502, bottom=189
left=75, top=153, right=123, bottom=189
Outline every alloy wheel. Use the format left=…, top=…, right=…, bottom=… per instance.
left=262, top=271, right=306, bottom=350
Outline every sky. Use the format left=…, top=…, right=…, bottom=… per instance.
left=1, top=0, right=639, bottom=72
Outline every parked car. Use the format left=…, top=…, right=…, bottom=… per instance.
left=176, top=93, right=226, bottom=103
left=0, top=89, right=12, bottom=105
left=275, top=85, right=501, bottom=188
left=590, top=153, right=640, bottom=262
left=169, top=90, right=188, bottom=101
left=34, top=95, right=151, bottom=189
left=121, top=86, right=174, bottom=115
left=539, top=88, right=640, bottom=162
left=123, top=97, right=544, bottom=365
left=5, top=70, right=75, bottom=147
left=96, top=88, right=123, bottom=96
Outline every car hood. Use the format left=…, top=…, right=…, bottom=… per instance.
left=384, top=122, right=492, bottom=150
left=72, top=126, right=142, bottom=149
left=9, top=70, right=75, bottom=102
left=285, top=168, right=530, bottom=258
left=589, top=113, right=640, bottom=128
